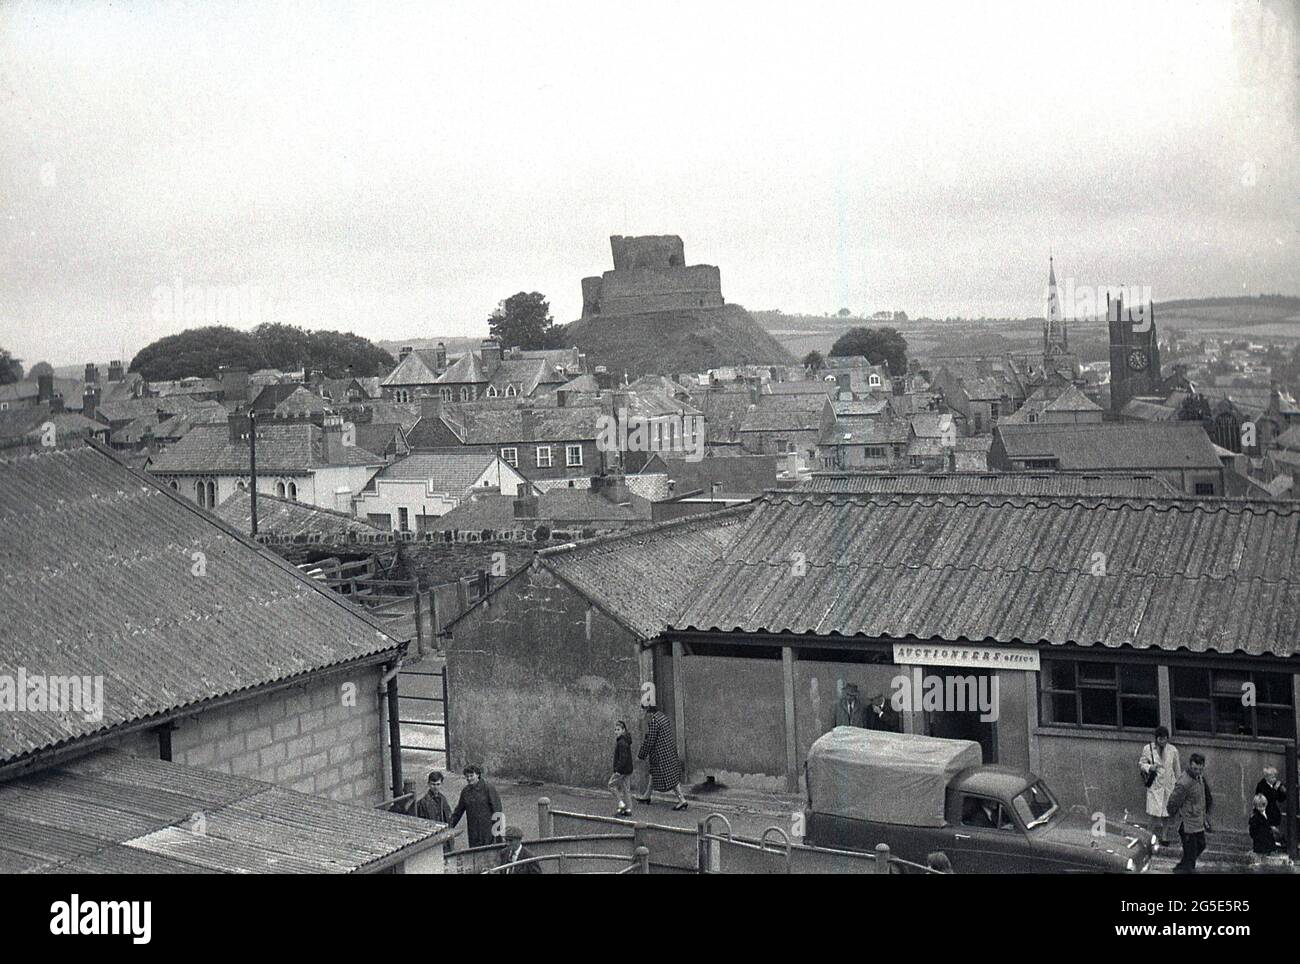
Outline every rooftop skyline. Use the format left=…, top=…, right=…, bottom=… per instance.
left=2, top=0, right=1297, bottom=366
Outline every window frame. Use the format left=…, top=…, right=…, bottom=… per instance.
left=1170, top=665, right=1294, bottom=740
left=1037, top=657, right=1159, bottom=731
left=565, top=444, right=583, bottom=467
left=535, top=445, right=552, bottom=468
left=500, top=447, right=519, bottom=468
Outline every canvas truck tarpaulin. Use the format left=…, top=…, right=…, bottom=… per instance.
left=806, top=727, right=982, bottom=827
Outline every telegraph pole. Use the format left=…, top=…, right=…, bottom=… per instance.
left=249, top=408, right=259, bottom=537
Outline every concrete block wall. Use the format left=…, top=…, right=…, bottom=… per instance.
left=112, top=665, right=389, bottom=805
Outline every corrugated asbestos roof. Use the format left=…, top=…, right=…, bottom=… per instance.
left=541, top=507, right=752, bottom=638
left=673, top=490, right=1300, bottom=656
left=798, top=473, right=1179, bottom=497
left=0, top=751, right=447, bottom=873
left=0, top=445, right=405, bottom=768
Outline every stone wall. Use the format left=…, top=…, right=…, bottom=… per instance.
left=445, top=563, right=643, bottom=786
left=611, top=234, right=685, bottom=270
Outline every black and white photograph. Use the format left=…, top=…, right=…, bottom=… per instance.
left=1, top=0, right=1298, bottom=940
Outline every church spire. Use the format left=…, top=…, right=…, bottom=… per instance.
left=1044, top=254, right=1068, bottom=359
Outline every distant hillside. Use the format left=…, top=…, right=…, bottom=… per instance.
left=557, top=304, right=793, bottom=378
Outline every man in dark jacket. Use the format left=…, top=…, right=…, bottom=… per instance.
left=451, top=764, right=504, bottom=848
left=834, top=683, right=868, bottom=728
left=416, top=770, right=455, bottom=852
left=497, top=825, right=542, bottom=874
left=1167, top=752, right=1213, bottom=873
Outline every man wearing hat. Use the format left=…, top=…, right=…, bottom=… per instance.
left=834, top=682, right=867, bottom=728
left=497, top=826, right=541, bottom=874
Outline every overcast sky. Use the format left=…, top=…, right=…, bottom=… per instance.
left=1, top=0, right=1296, bottom=366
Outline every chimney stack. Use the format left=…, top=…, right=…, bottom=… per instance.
left=512, top=493, right=539, bottom=518
left=519, top=408, right=538, bottom=441
left=37, top=373, right=54, bottom=404
left=321, top=413, right=346, bottom=463
left=49, top=392, right=65, bottom=414
left=218, top=366, right=250, bottom=405
left=108, top=360, right=124, bottom=383
left=84, top=363, right=99, bottom=384
left=592, top=472, right=631, bottom=506
left=480, top=338, right=503, bottom=369
left=82, top=385, right=100, bottom=421
left=228, top=412, right=252, bottom=443
left=435, top=342, right=447, bottom=369
left=399, top=346, right=413, bottom=362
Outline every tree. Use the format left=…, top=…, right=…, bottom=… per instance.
left=836, top=308, right=851, bottom=317
left=128, top=326, right=267, bottom=381
left=488, top=292, right=558, bottom=350
left=27, top=360, right=53, bottom=379
left=301, top=329, right=394, bottom=377
left=0, top=348, right=24, bottom=384
left=252, top=323, right=311, bottom=371
left=828, top=326, right=908, bottom=374
left=803, top=350, right=825, bottom=373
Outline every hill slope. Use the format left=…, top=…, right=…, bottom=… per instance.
left=558, top=304, right=793, bottom=378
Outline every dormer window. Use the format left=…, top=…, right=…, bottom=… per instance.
left=440, top=388, right=453, bottom=402
left=505, top=384, right=518, bottom=397
left=486, top=386, right=498, bottom=398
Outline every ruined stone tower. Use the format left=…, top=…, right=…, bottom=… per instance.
left=580, top=235, right=724, bottom=318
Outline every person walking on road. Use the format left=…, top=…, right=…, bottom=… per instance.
left=1167, top=752, right=1213, bottom=873
left=609, top=720, right=635, bottom=816
left=1138, top=726, right=1180, bottom=845
left=634, top=704, right=688, bottom=811
left=451, top=764, right=504, bottom=848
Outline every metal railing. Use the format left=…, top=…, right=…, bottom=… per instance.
left=483, top=847, right=650, bottom=874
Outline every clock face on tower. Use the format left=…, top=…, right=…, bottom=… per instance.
left=1127, top=349, right=1149, bottom=372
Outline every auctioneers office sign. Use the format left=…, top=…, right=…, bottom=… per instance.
left=891, top=643, right=1040, bottom=672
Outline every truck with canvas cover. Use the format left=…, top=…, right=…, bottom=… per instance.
left=803, top=727, right=1156, bottom=873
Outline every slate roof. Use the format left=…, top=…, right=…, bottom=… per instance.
left=538, top=508, right=753, bottom=639
left=996, top=423, right=1222, bottom=470
left=672, top=490, right=1300, bottom=656
left=0, top=445, right=406, bottom=769
left=432, top=488, right=642, bottom=531
left=818, top=418, right=912, bottom=446
left=1274, top=425, right=1300, bottom=452
left=765, top=380, right=836, bottom=396
left=381, top=349, right=443, bottom=387
left=740, top=396, right=825, bottom=433
left=798, top=472, right=1179, bottom=497
left=0, top=409, right=108, bottom=447
left=214, top=488, right=386, bottom=538
left=0, top=750, right=448, bottom=873
left=147, top=423, right=384, bottom=474
left=273, top=387, right=331, bottom=416
left=832, top=398, right=891, bottom=418
left=1120, top=399, right=1180, bottom=422
left=365, top=451, right=500, bottom=495
left=660, top=454, right=778, bottom=497
left=440, top=405, right=604, bottom=444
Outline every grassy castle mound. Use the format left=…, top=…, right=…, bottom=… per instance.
left=558, top=303, right=793, bottom=378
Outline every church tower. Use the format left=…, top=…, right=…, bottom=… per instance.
left=1107, top=290, right=1161, bottom=413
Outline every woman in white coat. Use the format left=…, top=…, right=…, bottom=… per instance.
left=1139, top=725, right=1180, bottom=845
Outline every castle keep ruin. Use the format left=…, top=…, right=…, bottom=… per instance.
left=580, top=235, right=724, bottom=318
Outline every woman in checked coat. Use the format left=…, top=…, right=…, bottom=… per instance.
left=635, top=704, right=688, bottom=810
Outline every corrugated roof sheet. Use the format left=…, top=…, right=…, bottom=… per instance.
left=0, top=751, right=446, bottom=873
left=798, top=473, right=1179, bottom=497
left=674, top=490, right=1300, bottom=656
left=540, top=507, right=752, bottom=638
left=0, top=446, right=405, bottom=768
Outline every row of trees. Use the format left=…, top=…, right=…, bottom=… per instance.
left=128, top=324, right=395, bottom=381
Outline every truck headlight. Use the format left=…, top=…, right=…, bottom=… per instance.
left=1125, top=857, right=1136, bottom=872
left=1149, top=834, right=1159, bottom=853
